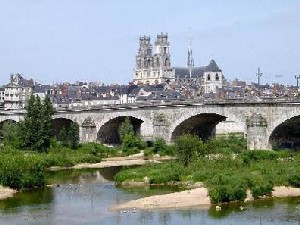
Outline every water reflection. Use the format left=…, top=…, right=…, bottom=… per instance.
left=0, top=187, right=53, bottom=211
left=0, top=167, right=300, bottom=225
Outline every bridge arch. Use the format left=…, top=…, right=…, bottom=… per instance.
left=52, top=118, right=80, bottom=141
left=170, top=113, right=227, bottom=142
left=0, top=115, right=23, bottom=123
left=97, top=116, right=144, bottom=144
left=267, top=108, right=300, bottom=150
left=269, top=115, right=300, bottom=150
left=169, top=106, right=245, bottom=142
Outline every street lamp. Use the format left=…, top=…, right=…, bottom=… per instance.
left=295, top=75, right=300, bottom=89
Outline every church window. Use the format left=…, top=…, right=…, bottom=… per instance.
left=207, top=74, right=211, bottom=81
left=163, top=47, right=167, bottom=54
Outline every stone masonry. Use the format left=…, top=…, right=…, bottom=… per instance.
left=1, top=101, right=300, bottom=150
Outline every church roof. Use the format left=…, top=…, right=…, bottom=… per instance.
left=174, top=60, right=222, bottom=78
left=206, top=60, right=222, bottom=72
left=174, top=66, right=206, bottom=78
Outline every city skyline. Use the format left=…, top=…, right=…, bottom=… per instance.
left=0, top=0, right=300, bottom=86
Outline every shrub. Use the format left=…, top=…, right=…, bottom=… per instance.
left=153, top=138, right=167, bottom=154
left=175, top=135, right=203, bottom=167
left=288, top=174, right=300, bottom=188
left=0, top=154, right=46, bottom=189
left=121, top=134, right=146, bottom=155
left=209, top=185, right=246, bottom=204
left=242, top=151, right=277, bottom=163
left=251, top=180, right=273, bottom=199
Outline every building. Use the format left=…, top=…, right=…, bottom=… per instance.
left=0, top=86, right=4, bottom=108
left=32, top=84, right=51, bottom=101
left=133, top=33, right=224, bottom=94
left=133, top=33, right=175, bottom=85
left=4, top=73, right=33, bottom=110
left=174, top=59, right=224, bottom=93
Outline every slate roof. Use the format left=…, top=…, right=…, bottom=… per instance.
left=33, top=85, right=51, bottom=93
left=81, top=94, right=119, bottom=101
left=18, top=77, right=34, bottom=87
left=136, top=90, right=184, bottom=101
left=174, top=66, right=206, bottom=78
left=142, top=84, right=164, bottom=92
left=206, top=60, right=222, bottom=72
left=174, top=60, right=222, bottom=79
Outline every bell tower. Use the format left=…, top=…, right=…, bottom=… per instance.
left=133, top=36, right=153, bottom=84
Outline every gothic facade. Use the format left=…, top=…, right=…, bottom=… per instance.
left=133, top=33, right=175, bottom=85
left=133, top=33, right=224, bottom=94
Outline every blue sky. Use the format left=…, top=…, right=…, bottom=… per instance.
left=0, top=0, right=300, bottom=85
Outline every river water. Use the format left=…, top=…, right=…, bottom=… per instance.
left=1, top=167, right=300, bottom=225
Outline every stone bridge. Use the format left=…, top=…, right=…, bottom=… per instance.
left=1, top=100, right=300, bottom=150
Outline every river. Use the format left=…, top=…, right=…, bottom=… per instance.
left=0, top=167, right=300, bottom=225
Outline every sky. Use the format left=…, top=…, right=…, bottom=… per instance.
left=0, top=0, right=300, bottom=86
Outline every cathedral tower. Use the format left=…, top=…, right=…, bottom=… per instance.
left=133, top=33, right=174, bottom=85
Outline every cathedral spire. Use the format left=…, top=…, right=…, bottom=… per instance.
left=187, top=38, right=194, bottom=78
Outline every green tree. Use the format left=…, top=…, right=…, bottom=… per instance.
left=19, top=95, right=55, bottom=152
left=119, top=117, right=134, bottom=141
left=119, top=117, right=146, bottom=154
left=68, top=122, right=79, bottom=149
left=175, top=134, right=203, bottom=167
left=40, top=95, right=55, bottom=150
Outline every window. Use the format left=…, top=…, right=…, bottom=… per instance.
left=207, top=74, right=211, bottom=81
left=216, top=73, right=219, bottom=81
left=163, top=47, right=167, bottom=54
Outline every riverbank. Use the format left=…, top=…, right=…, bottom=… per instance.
left=111, top=186, right=300, bottom=210
left=112, top=187, right=211, bottom=210
left=49, top=153, right=171, bottom=170
left=0, top=185, right=16, bottom=200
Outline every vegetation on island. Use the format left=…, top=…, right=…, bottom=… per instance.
left=115, top=134, right=300, bottom=204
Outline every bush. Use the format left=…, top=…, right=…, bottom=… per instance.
left=153, top=138, right=167, bottom=154
left=206, top=136, right=247, bottom=154
left=0, top=154, right=46, bottom=189
left=288, top=174, right=300, bottom=188
left=250, top=180, right=273, bottom=199
left=242, top=151, right=277, bottom=163
left=121, top=134, right=146, bottom=155
left=175, top=135, right=203, bottom=167
left=150, top=170, right=180, bottom=184
left=209, top=185, right=246, bottom=204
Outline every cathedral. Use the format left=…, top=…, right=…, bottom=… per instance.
left=133, top=33, right=175, bottom=85
left=133, top=33, right=224, bottom=93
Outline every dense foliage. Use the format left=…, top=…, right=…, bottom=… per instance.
left=119, top=117, right=146, bottom=154
left=18, top=95, right=55, bottom=152
left=115, top=136, right=300, bottom=204
left=57, top=123, right=80, bottom=149
left=175, top=134, right=204, bottom=166
left=0, top=151, right=46, bottom=189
